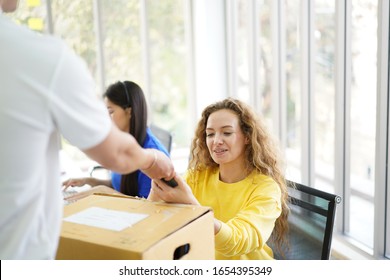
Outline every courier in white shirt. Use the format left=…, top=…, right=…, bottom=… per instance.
left=0, top=0, right=175, bottom=259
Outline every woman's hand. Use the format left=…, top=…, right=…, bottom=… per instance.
left=62, top=177, right=91, bottom=191
left=62, top=177, right=111, bottom=191
left=148, top=174, right=200, bottom=206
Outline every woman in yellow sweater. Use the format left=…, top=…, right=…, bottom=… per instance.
left=148, top=98, right=289, bottom=259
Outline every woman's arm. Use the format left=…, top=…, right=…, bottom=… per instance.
left=214, top=192, right=281, bottom=257
left=62, top=177, right=112, bottom=190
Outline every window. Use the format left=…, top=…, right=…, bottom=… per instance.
left=314, top=0, right=336, bottom=194
left=226, top=0, right=388, bottom=259
left=284, top=0, right=302, bottom=182
left=51, top=1, right=98, bottom=84
left=100, top=0, right=144, bottom=87
left=347, top=0, right=377, bottom=249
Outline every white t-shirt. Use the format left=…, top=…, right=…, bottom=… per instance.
left=0, top=13, right=111, bottom=259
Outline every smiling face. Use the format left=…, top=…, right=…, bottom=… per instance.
left=104, top=97, right=131, bottom=133
left=205, top=109, right=248, bottom=168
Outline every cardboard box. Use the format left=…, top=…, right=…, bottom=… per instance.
left=56, top=194, right=215, bottom=260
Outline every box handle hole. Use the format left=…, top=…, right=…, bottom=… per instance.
left=173, top=243, right=190, bottom=260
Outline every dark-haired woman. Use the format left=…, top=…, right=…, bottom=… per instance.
left=63, top=81, right=169, bottom=199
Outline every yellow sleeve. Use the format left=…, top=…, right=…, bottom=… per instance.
left=214, top=185, right=282, bottom=258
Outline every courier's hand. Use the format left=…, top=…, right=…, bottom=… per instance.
left=141, top=149, right=175, bottom=181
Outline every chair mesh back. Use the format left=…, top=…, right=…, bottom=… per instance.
left=286, top=197, right=328, bottom=259
left=150, top=124, right=172, bottom=153
left=274, top=181, right=341, bottom=260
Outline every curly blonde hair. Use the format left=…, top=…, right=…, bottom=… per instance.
left=188, top=97, right=289, bottom=257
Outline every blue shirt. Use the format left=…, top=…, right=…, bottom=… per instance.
left=111, top=127, right=170, bottom=198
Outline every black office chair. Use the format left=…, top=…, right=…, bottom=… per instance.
left=89, top=124, right=173, bottom=177
left=150, top=124, right=173, bottom=153
left=275, top=180, right=342, bottom=260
